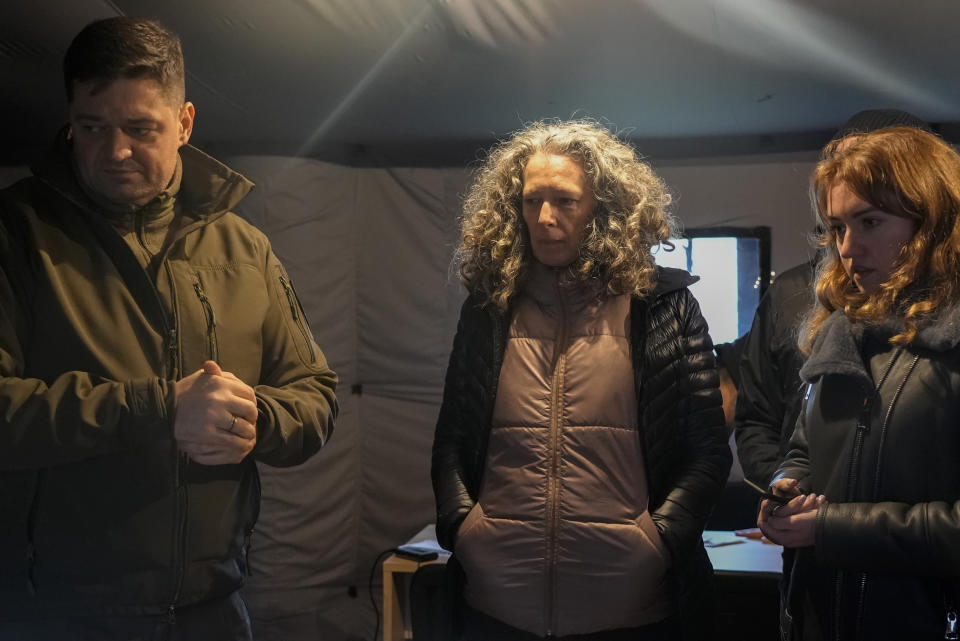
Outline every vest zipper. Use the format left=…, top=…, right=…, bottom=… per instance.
left=544, top=276, right=570, bottom=636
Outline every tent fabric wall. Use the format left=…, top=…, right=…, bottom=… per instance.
left=227, top=156, right=469, bottom=640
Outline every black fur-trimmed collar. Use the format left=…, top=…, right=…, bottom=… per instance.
left=800, top=304, right=960, bottom=386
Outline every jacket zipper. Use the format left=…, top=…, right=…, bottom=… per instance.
left=193, top=279, right=219, bottom=362
left=834, top=400, right=867, bottom=641
left=278, top=274, right=316, bottom=362
left=162, top=260, right=187, bottom=623
left=855, top=354, right=917, bottom=639
left=544, top=276, right=570, bottom=636
left=53, top=188, right=194, bottom=620
left=167, top=450, right=190, bottom=624
left=870, top=355, right=919, bottom=500
left=836, top=349, right=902, bottom=641
left=166, top=328, right=179, bottom=381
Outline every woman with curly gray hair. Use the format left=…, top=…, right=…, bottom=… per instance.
left=432, top=120, right=729, bottom=640
left=456, top=119, right=677, bottom=309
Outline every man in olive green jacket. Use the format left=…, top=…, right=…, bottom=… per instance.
left=0, top=17, right=337, bottom=641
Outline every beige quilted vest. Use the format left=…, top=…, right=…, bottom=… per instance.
left=455, top=264, right=673, bottom=636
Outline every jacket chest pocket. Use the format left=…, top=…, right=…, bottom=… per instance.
left=177, top=265, right=268, bottom=379
left=193, top=277, right=219, bottom=363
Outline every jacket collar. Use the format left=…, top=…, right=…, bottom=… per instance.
left=31, top=127, right=254, bottom=221
left=799, top=311, right=871, bottom=388
left=801, top=301, right=960, bottom=386
left=177, top=145, right=254, bottom=217
left=523, top=260, right=607, bottom=312
left=652, top=265, right=699, bottom=299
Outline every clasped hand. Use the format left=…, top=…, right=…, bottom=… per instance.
left=757, top=478, right=827, bottom=548
left=173, top=360, right=258, bottom=465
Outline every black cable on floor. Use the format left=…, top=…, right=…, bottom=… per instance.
left=369, top=548, right=395, bottom=641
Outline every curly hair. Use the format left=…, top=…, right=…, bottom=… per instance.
left=802, top=126, right=960, bottom=350
left=455, top=119, right=677, bottom=309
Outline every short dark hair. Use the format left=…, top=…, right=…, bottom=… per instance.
left=63, top=17, right=185, bottom=104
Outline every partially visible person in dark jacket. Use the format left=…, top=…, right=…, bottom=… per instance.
left=431, top=120, right=730, bottom=641
left=0, top=17, right=337, bottom=641
left=734, top=260, right=814, bottom=487
left=735, top=109, right=932, bottom=489
left=758, top=126, right=960, bottom=640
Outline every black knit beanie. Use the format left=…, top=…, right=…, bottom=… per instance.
left=831, top=108, right=932, bottom=141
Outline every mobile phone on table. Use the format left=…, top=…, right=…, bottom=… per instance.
left=744, top=478, right=791, bottom=505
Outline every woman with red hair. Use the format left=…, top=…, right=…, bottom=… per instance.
left=759, top=126, right=960, bottom=640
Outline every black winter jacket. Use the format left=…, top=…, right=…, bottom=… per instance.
left=0, top=140, right=337, bottom=619
left=432, top=267, right=731, bottom=635
left=776, top=308, right=960, bottom=641
left=735, top=261, right=814, bottom=487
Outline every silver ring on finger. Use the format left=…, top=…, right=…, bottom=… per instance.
left=229, top=415, right=238, bottom=433
left=771, top=503, right=784, bottom=517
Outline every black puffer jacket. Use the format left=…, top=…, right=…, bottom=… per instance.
left=735, top=261, right=814, bottom=487
left=432, top=267, right=730, bottom=635
left=776, top=308, right=960, bottom=641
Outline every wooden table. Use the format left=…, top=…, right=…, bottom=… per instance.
left=382, top=552, right=448, bottom=641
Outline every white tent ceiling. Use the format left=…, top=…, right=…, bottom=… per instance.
left=1, top=0, right=959, bottom=164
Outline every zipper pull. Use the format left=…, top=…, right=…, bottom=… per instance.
left=167, top=328, right=178, bottom=379
left=167, top=604, right=177, bottom=625
left=856, top=397, right=871, bottom=432
left=946, top=609, right=958, bottom=640
left=279, top=275, right=299, bottom=320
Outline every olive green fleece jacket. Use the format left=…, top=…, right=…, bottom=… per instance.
left=0, top=137, right=338, bottom=618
